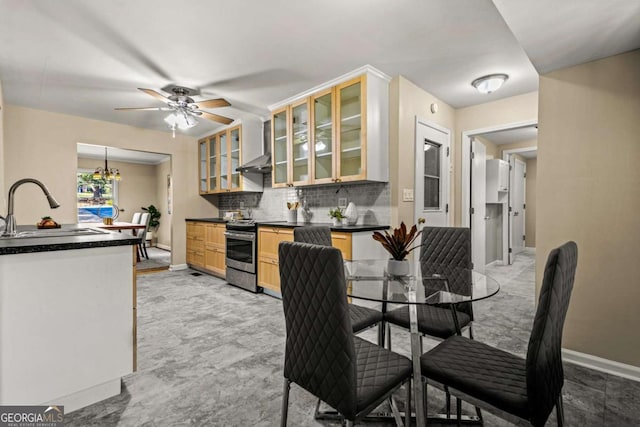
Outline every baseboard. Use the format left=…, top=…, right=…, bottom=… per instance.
left=155, top=243, right=171, bottom=251
left=562, top=348, right=640, bottom=382
left=169, top=264, right=188, bottom=271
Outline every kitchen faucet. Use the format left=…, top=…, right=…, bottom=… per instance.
left=2, top=178, right=60, bottom=236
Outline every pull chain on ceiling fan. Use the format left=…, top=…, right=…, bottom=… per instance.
left=115, top=86, right=233, bottom=137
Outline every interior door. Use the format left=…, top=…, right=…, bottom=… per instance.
left=414, top=119, right=450, bottom=228
left=509, top=156, right=526, bottom=258
left=470, top=137, right=486, bottom=273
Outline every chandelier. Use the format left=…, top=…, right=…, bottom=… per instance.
left=93, top=147, right=121, bottom=181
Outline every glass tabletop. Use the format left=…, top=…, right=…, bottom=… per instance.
left=344, top=259, right=500, bottom=305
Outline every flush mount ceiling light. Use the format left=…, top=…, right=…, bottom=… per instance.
left=93, top=147, right=121, bottom=181
left=471, top=74, right=509, bottom=94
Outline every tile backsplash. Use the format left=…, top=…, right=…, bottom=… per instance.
left=215, top=175, right=390, bottom=225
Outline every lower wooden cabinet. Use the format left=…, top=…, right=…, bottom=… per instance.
left=257, top=226, right=354, bottom=294
left=258, top=227, right=294, bottom=293
left=186, top=222, right=225, bottom=277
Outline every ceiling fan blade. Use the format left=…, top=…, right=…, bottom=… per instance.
left=192, top=98, right=231, bottom=109
left=199, top=111, right=234, bottom=125
left=115, top=107, right=171, bottom=111
left=138, top=88, right=170, bottom=103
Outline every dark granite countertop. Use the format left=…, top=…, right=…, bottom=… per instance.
left=0, top=225, right=140, bottom=255
left=256, top=222, right=390, bottom=233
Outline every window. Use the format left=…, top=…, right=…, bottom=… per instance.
left=77, top=170, right=118, bottom=222
left=423, top=139, right=441, bottom=210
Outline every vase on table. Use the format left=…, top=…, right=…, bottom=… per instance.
left=387, top=259, right=410, bottom=276
left=344, top=202, right=358, bottom=225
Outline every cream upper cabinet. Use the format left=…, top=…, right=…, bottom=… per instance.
left=272, top=107, right=290, bottom=188
left=270, top=66, right=389, bottom=186
left=197, top=118, right=263, bottom=194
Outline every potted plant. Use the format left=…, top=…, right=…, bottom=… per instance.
left=328, top=207, right=345, bottom=226
left=141, top=205, right=161, bottom=244
left=372, top=222, right=423, bottom=276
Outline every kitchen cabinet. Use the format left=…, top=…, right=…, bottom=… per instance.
left=486, top=159, right=509, bottom=203
left=204, top=223, right=226, bottom=277
left=271, top=67, right=389, bottom=186
left=187, top=221, right=226, bottom=277
left=257, top=226, right=294, bottom=293
left=197, top=119, right=263, bottom=194
left=271, top=100, right=312, bottom=188
left=186, top=222, right=205, bottom=268
left=257, top=226, right=360, bottom=294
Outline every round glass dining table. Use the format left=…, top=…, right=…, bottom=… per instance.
left=343, top=259, right=500, bottom=425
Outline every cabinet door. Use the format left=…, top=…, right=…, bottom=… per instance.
left=336, top=76, right=366, bottom=182
left=199, top=140, right=208, bottom=193
left=331, top=232, right=352, bottom=261
left=311, top=88, right=335, bottom=184
left=272, top=107, right=290, bottom=188
left=208, top=136, right=218, bottom=192
left=291, top=99, right=311, bottom=185
left=229, top=126, right=241, bottom=190
left=220, top=131, right=229, bottom=190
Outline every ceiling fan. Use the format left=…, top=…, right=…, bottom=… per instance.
left=115, top=86, right=233, bottom=135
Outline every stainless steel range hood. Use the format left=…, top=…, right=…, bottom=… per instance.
left=236, top=119, right=272, bottom=173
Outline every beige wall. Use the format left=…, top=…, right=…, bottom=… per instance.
left=499, top=138, right=537, bottom=157
left=475, top=136, right=499, bottom=159
left=537, top=50, right=640, bottom=366
left=389, top=76, right=456, bottom=225
left=4, top=105, right=218, bottom=265
left=524, top=158, right=536, bottom=247
left=455, top=92, right=538, bottom=225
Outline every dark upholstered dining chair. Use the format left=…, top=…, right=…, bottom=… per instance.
left=421, top=241, right=578, bottom=426
left=384, top=227, right=474, bottom=345
left=293, top=226, right=383, bottom=334
left=278, top=241, right=412, bottom=427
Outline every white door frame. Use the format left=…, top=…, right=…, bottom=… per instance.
left=414, top=116, right=451, bottom=227
left=461, top=120, right=537, bottom=268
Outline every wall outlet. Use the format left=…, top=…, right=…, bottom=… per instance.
left=402, top=188, right=414, bottom=202
left=338, top=197, right=347, bottom=208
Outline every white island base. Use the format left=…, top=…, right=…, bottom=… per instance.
left=0, top=244, right=135, bottom=412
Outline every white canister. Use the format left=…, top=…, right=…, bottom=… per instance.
left=287, top=209, right=298, bottom=223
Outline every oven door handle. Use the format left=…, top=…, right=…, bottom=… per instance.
left=224, top=231, right=256, bottom=242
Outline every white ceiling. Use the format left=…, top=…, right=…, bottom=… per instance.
left=0, top=0, right=638, bottom=139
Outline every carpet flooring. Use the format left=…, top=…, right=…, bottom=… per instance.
left=136, top=246, right=171, bottom=272
left=66, top=248, right=640, bottom=426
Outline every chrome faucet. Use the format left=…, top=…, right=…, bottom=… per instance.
left=2, top=178, right=60, bottom=237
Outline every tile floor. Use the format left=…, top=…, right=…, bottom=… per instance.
left=66, top=248, right=640, bottom=426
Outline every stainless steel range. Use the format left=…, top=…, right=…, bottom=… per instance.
left=225, top=220, right=261, bottom=293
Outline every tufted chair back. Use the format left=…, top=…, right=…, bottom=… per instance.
left=293, top=226, right=332, bottom=247
left=419, top=227, right=473, bottom=319
left=278, top=241, right=358, bottom=419
left=526, top=241, right=578, bottom=426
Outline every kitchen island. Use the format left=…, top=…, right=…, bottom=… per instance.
left=0, top=225, right=139, bottom=412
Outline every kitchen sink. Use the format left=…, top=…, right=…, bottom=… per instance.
left=0, top=228, right=108, bottom=239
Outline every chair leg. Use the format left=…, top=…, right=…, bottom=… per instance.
left=281, top=378, right=291, bottom=427
left=456, top=397, right=462, bottom=427
left=142, top=241, right=149, bottom=259
left=446, top=386, right=451, bottom=418
left=406, top=380, right=412, bottom=427
left=556, top=393, right=565, bottom=427
left=387, top=323, right=392, bottom=350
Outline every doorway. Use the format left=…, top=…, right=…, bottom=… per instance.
left=77, top=143, right=173, bottom=270
left=461, top=121, right=537, bottom=269
left=414, top=117, right=451, bottom=228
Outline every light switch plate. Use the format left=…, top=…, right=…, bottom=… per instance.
left=338, top=197, right=347, bottom=208
left=402, top=188, right=414, bottom=202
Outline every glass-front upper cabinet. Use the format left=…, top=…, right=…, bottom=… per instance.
left=272, top=107, right=289, bottom=188
left=199, top=140, right=208, bottom=194
left=229, top=126, right=241, bottom=190
left=311, top=88, right=334, bottom=184
left=220, top=131, right=229, bottom=190
left=336, top=76, right=366, bottom=181
left=208, top=135, right=218, bottom=192
left=291, top=99, right=310, bottom=185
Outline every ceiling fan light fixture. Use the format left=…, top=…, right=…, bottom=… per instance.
left=472, top=74, right=509, bottom=94
left=164, top=111, right=198, bottom=131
